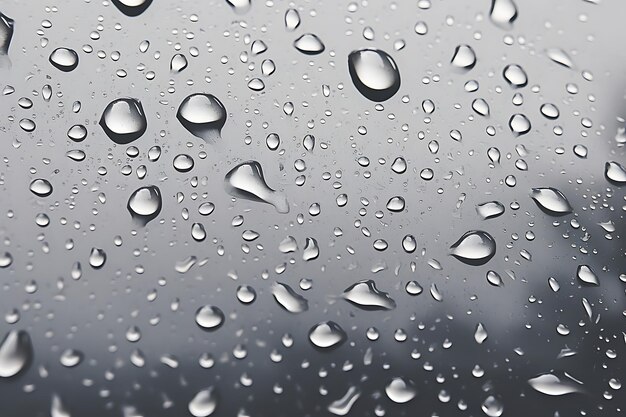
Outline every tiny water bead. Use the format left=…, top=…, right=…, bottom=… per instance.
left=348, top=48, right=401, bottom=102
left=177, top=93, right=227, bottom=142
left=49, top=47, right=78, bottom=72
left=100, top=98, right=147, bottom=144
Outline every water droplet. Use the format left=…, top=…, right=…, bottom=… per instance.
left=342, top=280, right=396, bottom=310
left=509, top=113, right=531, bottom=135
left=236, top=285, right=256, bottom=304
left=402, top=234, right=417, bottom=253
left=450, top=230, right=496, bottom=266
left=177, top=93, right=227, bottom=142
left=67, top=124, right=87, bottom=141
left=348, top=48, right=400, bottom=102
left=127, top=185, right=162, bottom=225
left=489, top=0, right=518, bottom=28
left=472, top=98, right=490, bottom=116
left=188, top=387, right=218, bottom=416
left=49, top=48, right=78, bottom=72
left=530, top=187, right=572, bottom=215
left=503, top=64, right=527, bottom=88
left=0, top=12, right=15, bottom=58
left=486, top=270, right=503, bottom=287
left=604, top=161, right=626, bottom=184
left=540, top=103, right=559, bottom=119
left=308, top=321, right=346, bottom=349
left=88, top=247, right=106, bottom=269
left=546, top=48, right=574, bottom=69
left=385, top=377, right=417, bottom=403
left=328, top=386, right=360, bottom=416
left=51, top=394, right=70, bottom=417
left=170, top=53, right=188, bottom=73
left=386, top=196, right=405, bottom=212
left=112, top=0, right=153, bottom=17
left=173, top=154, right=194, bottom=172
left=59, top=349, right=83, bottom=367
left=0, top=330, right=32, bottom=378
left=30, top=178, right=53, bottom=197
left=293, top=34, right=325, bottom=55
left=474, top=323, right=488, bottom=344
left=303, top=237, right=319, bottom=261
left=224, top=161, right=289, bottom=213
left=391, top=157, right=407, bottom=173
left=272, top=282, right=308, bottom=313
left=576, top=264, right=599, bottom=286
left=226, top=0, right=251, bottom=14
left=451, top=44, right=476, bottom=70
left=100, top=98, right=147, bottom=144
left=481, top=395, right=504, bottom=417
left=195, top=306, right=225, bottom=330
left=285, top=8, right=300, bottom=31
left=476, top=201, right=505, bottom=219
left=528, top=372, right=584, bottom=396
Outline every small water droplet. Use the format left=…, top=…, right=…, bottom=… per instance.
left=30, top=178, right=53, bottom=197
left=476, top=201, right=505, bottom=219
left=451, top=44, right=476, bottom=70
left=503, top=64, right=527, bottom=88
left=577, top=264, right=599, bottom=286
left=188, top=386, right=218, bottom=416
left=385, top=377, right=417, bottom=403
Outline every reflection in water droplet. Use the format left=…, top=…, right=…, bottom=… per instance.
left=481, top=395, right=504, bottom=417
left=0, top=330, right=32, bottom=378
left=285, top=8, right=300, bottom=31
left=127, top=185, right=162, bottom=225
left=88, top=247, right=106, bottom=269
left=386, top=196, right=405, bottom=212
left=540, top=103, right=559, bottom=119
left=342, top=280, right=396, bottom=310
left=30, top=178, right=53, bottom=197
left=450, top=230, right=496, bottom=266
left=577, top=264, right=599, bottom=286
left=224, top=161, right=289, bottom=213
left=112, top=0, right=153, bottom=17
left=67, top=124, right=87, bottom=141
left=177, top=93, right=227, bottom=142
left=503, top=64, right=527, bottom=88
left=385, top=377, right=417, bottom=403
left=173, top=154, right=194, bottom=172
left=100, top=98, right=147, bottom=144
left=402, top=234, right=417, bottom=253
left=293, top=33, right=325, bottom=55
left=530, top=187, right=572, bottom=215
left=308, top=321, right=346, bottom=349
left=0, top=12, right=15, bottom=64
left=195, top=306, right=225, bottom=330
left=604, top=161, right=626, bottom=184
left=48, top=48, right=78, bottom=72
left=509, top=113, right=531, bottom=135
left=489, top=0, right=518, bottom=28
left=451, top=44, right=476, bottom=70
left=272, top=282, right=308, bottom=313
left=348, top=48, right=401, bottom=102
left=528, top=372, right=584, bottom=396
left=476, top=201, right=505, bottom=219
left=188, top=386, right=218, bottom=416
left=486, top=270, right=503, bottom=287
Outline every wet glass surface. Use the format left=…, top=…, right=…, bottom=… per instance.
left=0, top=0, right=624, bottom=416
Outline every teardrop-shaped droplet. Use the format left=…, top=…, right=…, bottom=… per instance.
left=342, top=280, right=396, bottom=310
left=486, top=270, right=503, bottom=287
left=308, top=321, right=346, bottom=349
left=0, top=12, right=15, bottom=57
left=348, top=48, right=401, bottom=102
left=0, top=330, right=33, bottom=378
left=385, top=377, right=417, bottom=403
left=386, top=196, right=405, bottom=212
left=476, top=201, right=505, bottom=220
left=503, top=64, right=527, bottom=88
left=88, top=247, right=106, bottom=269
left=509, top=113, right=531, bottom=135
left=576, top=264, right=599, bottom=286
left=51, top=394, right=70, bottom=417
left=127, top=185, right=162, bottom=225
left=49, top=48, right=79, bottom=72
left=170, top=54, right=188, bottom=73
left=472, top=98, right=490, bottom=116
left=528, top=372, right=584, bottom=396
left=67, top=124, right=87, bottom=141
left=30, top=178, right=53, bottom=197
left=224, top=161, right=289, bottom=213
left=177, top=93, right=227, bottom=142
left=195, top=306, right=225, bottom=330
left=284, top=8, right=300, bottom=31
left=100, top=98, right=147, bottom=144
left=293, top=33, right=325, bottom=55
left=604, top=161, right=626, bottom=184
left=474, top=322, right=488, bottom=344
left=451, top=44, right=476, bottom=70
left=188, top=387, right=218, bottom=416
left=112, top=0, right=153, bottom=17
left=272, top=282, right=308, bottom=313
left=450, top=230, right=496, bottom=266
left=530, top=187, right=572, bottom=215
left=540, top=103, right=560, bottom=119
left=489, top=0, right=518, bottom=28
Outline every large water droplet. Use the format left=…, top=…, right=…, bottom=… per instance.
left=528, top=372, right=584, bottom=396
left=127, top=185, right=162, bottom=225
left=503, top=64, right=527, bottom=88
left=112, top=0, right=153, bottom=17
left=224, top=161, right=289, bottom=213
left=489, top=0, right=518, bottom=28
left=604, top=161, right=626, bottom=184
left=100, top=98, right=147, bottom=144
left=272, top=282, right=308, bottom=313
left=51, top=394, right=70, bottom=417
left=385, top=377, right=417, bottom=403
left=577, top=264, right=599, bottom=286
left=195, top=306, right=225, bottom=330
left=342, top=280, right=396, bottom=310
left=188, top=387, right=218, bottom=416
left=177, top=93, right=227, bottom=142
left=30, top=178, right=53, bottom=197
left=49, top=48, right=79, bottom=72
left=293, top=33, right=325, bottom=55
left=348, top=48, right=401, bottom=102
left=0, top=330, right=33, bottom=378
left=476, top=201, right=505, bottom=220
left=309, top=321, right=346, bottom=349
left=450, top=230, right=496, bottom=266
left=226, top=0, right=251, bottom=14
left=0, top=12, right=15, bottom=58
left=451, top=44, right=476, bottom=70
left=530, top=187, right=572, bottom=215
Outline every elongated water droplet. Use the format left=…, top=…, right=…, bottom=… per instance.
left=450, top=230, right=496, bottom=266
left=385, top=377, right=417, bottom=403
left=604, top=161, right=626, bottom=184
left=30, top=178, right=53, bottom=197
left=474, top=322, right=488, bottom=344
left=476, top=201, right=505, bottom=219
left=293, top=33, right=325, bottom=55
left=481, top=395, right=504, bottom=417
left=112, top=0, right=153, bottom=17
left=451, top=44, right=476, bottom=70
left=177, top=93, right=227, bottom=142
left=303, top=237, right=319, bottom=261
left=226, top=0, right=251, bottom=14
left=503, top=64, right=527, bottom=87
left=546, top=48, right=574, bottom=69
left=0, top=330, right=32, bottom=378
left=49, top=47, right=78, bottom=72
left=348, top=48, right=401, bottom=102
left=309, top=321, right=346, bottom=349
left=285, top=8, right=300, bottom=31
left=328, top=386, right=360, bottom=416
left=100, top=98, right=147, bottom=144
left=195, top=306, right=224, bottom=330
left=402, top=234, right=417, bottom=253
left=342, top=280, right=396, bottom=310
left=577, top=264, right=599, bottom=286
left=224, top=161, right=289, bottom=213
left=530, top=187, right=572, bottom=215
left=486, top=270, right=503, bottom=287
left=528, top=372, right=584, bottom=396
left=272, top=282, right=308, bottom=313
left=188, top=387, right=218, bottom=416
left=489, top=0, right=518, bottom=28
left=127, top=185, right=161, bottom=225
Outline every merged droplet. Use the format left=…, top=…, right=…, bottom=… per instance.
left=112, top=0, right=153, bottom=17
left=530, top=187, right=572, bottom=216
left=127, top=185, right=162, bottom=225
left=450, top=44, right=476, bottom=70
left=195, top=306, right=225, bottom=330
left=188, top=387, right=218, bottom=416
left=0, top=330, right=33, bottom=378
left=385, top=377, right=417, bottom=403
left=100, top=98, right=147, bottom=144
left=177, top=93, right=227, bottom=142
left=489, top=0, right=518, bottom=28
left=308, top=321, right=347, bottom=349
left=348, top=48, right=401, bottom=102
left=342, top=280, right=396, bottom=310
left=450, top=230, right=496, bottom=266
left=49, top=48, right=79, bottom=72
left=528, top=372, right=584, bottom=396
left=293, top=33, right=325, bottom=55
left=272, top=282, right=308, bottom=313
left=224, top=161, right=289, bottom=213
